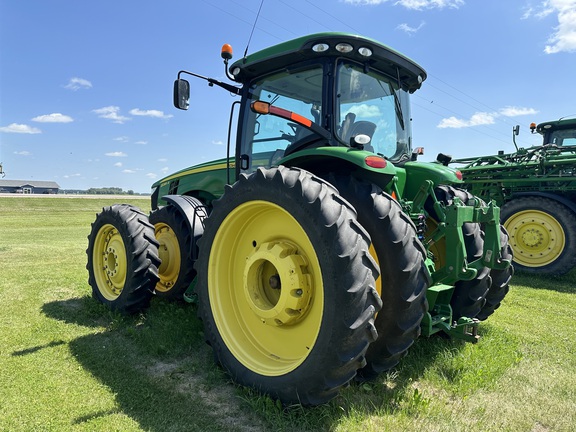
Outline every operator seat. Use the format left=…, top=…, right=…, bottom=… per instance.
left=344, top=120, right=377, bottom=152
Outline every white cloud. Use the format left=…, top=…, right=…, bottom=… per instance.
left=344, top=0, right=387, bottom=4
left=63, top=173, right=81, bottom=178
left=157, top=158, right=168, bottom=162
left=212, top=140, right=224, bottom=145
left=499, top=106, right=539, bottom=117
left=129, top=108, right=173, bottom=119
left=14, top=150, right=32, bottom=156
left=32, top=113, right=73, bottom=123
left=545, top=1, right=576, bottom=53
left=146, top=173, right=158, bottom=179
left=105, top=151, right=128, bottom=157
left=396, top=0, right=464, bottom=9
left=64, top=77, right=92, bottom=91
left=344, top=0, right=463, bottom=8
left=523, top=1, right=576, bottom=54
left=0, top=123, right=42, bottom=134
left=123, top=169, right=136, bottom=174
left=344, top=104, right=382, bottom=118
left=93, top=106, right=130, bottom=124
left=161, top=167, right=170, bottom=173
left=135, top=140, right=148, bottom=145
left=397, top=21, right=426, bottom=34
left=114, top=162, right=123, bottom=167
left=438, top=106, right=539, bottom=128
left=114, top=136, right=129, bottom=142
left=437, top=112, right=496, bottom=128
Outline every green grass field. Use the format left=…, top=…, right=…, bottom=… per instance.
left=1, top=196, right=575, bottom=431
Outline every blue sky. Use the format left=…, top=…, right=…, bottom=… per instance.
left=1, top=0, right=575, bottom=193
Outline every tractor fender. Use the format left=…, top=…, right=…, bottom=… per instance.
left=279, top=147, right=398, bottom=190
left=507, top=191, right=576, bottom=216
left=161, top=195, right=207, bottom=261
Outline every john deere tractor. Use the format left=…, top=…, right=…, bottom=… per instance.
left=454, top=117, right=576, bottom=276
left=87, top=33, right=511, bottom=406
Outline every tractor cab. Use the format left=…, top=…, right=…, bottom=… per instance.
left=532, top=117, right=576, bottom=147
left=174, top=33, right=426, bottom=179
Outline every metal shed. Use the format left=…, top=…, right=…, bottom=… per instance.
left=0, top=180, right=60, bottom=194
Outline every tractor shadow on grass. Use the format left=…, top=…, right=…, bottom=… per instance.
left=41, top=297, right=269, bottom=432
left=40, top=296, right=510, bottom=432
left=511, top=268, right=576, bottom=294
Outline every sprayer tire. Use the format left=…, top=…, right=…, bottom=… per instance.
left=501, top=196, right=576, bottom=276
left=86, top=204, right=160, bottom=314
left=195, top=166, right=381, bottom=406
left=323, top=174, right=429, bottom=380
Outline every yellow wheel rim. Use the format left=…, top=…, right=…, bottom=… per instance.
left=369, top=243, right=382, bottom=298
left=208, top=200, right=323, bottom=376
left=425, top=218, right=446, bottom=270
left=504, top=209, right=566, bottom=267
left=154, top=222, right=181, bottom=293
left=92, top=224, right=127, bottom=300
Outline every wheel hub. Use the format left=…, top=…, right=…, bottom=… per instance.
left=243, top=241, right=311, bottom=327
left=521, top=228, right=543, bottom=248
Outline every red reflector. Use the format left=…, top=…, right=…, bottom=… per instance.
left=365, top=155, right=387, bottom=168
left=456, top=170, right=463, bottom=180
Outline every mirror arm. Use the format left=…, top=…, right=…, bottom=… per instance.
left=177, top=70, right=241, bottom=95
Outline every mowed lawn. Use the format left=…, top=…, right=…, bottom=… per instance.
left=0, top=196, right=575, bottom=432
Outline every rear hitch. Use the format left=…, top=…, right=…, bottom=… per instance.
left=445, top=317, right=480, bottom=343
left=421, top=283, right=481, bottom=343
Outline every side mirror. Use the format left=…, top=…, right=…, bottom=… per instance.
left=173, top=79, right=190, bottom=110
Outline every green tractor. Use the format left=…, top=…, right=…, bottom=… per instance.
left=454, top=117, right=576, bottom=276
left=87, top=33, right=511, bottom=406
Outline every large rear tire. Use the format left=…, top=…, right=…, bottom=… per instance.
left=501, top=196, right=576, bottom=276
left=428, top=186, right=491, bottom=319
left=195, top=166, right=381, bottom=406
left=86, top=204, right=160, bottom=314
left=322, top=174, right=429, bottom=380
left=149, top=205, right=197, bottom=300
left=476, top=226, right=514, bottom=321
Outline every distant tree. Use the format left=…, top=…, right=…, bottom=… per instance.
left=86, top=187, right=130, bottom=195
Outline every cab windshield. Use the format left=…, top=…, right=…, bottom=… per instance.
left=336, top=61, right=412, bottom=161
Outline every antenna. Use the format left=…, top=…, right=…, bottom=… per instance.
left=243, top=0, right=264, bottom=59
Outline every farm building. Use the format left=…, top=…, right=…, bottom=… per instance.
left=0, top=180, right=60, bottom=194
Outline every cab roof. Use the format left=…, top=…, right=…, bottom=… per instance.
left=536, top=117, right=576, bottom=134
left=229, top=32, right=427, bottom=93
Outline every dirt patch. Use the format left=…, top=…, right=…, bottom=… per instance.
left=144, top=358, right=268, bottom=432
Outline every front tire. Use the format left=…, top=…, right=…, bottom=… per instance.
left=195, top=166, right=381, bottom=406
left=86, top=204, right=160, bottom=314
left=501, top=196, right=576, bottom=276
